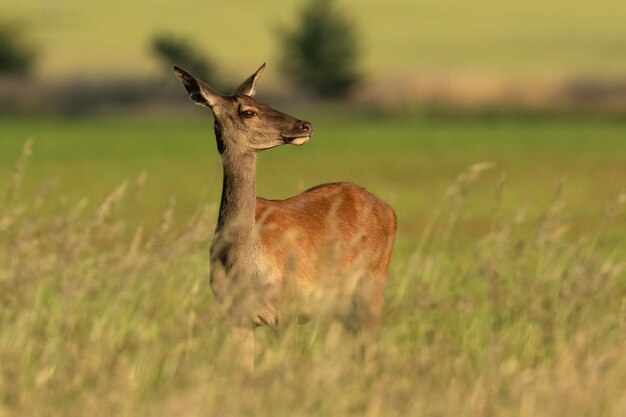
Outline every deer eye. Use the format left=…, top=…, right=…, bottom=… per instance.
left=241, top=109, right=255, bottom=118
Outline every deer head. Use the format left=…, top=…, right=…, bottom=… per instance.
left=174, top=64, right=313, bottom=154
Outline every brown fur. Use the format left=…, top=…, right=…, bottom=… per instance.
left=256, top=182, right=396, bottom=327
left=257, top=182, right=396, bottom=280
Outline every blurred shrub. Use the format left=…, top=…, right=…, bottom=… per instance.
left=0, top=20, right=37, bottom=76
left=151, top=32, right=217, bottom=83
left=277, top=0, right=361, bottom=98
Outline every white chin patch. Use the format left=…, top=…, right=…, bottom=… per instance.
left=290, top=136, right=309, bottom=146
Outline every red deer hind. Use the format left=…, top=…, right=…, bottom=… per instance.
left=174, top=63, right=396, bottom=369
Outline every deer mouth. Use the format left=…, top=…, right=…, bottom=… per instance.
left=281, top=135, right=311, bottom=145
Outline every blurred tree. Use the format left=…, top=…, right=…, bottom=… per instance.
left=278, top=0, right=361, bottom=98
left=151, top=33, right=217, bottom=83
left=0, top=20, right=37, bottom=75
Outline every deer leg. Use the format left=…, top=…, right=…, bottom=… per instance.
left=228, top=325, right=255, bottom=373
left=352, top=281, right=384, bottom=364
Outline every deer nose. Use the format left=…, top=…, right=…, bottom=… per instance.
left=298, top=121, right=313, bottom=134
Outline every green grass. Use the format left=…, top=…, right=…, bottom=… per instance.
left=6, top=0, right=626, bottom=79
left=1, top=114, right=625, bottom=247
left=1, top=114, right=625, bottom=416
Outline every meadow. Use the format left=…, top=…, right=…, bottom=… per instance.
left=1, top=113, right=625, bottom=416
left=7, top=0, right=626, bottom=80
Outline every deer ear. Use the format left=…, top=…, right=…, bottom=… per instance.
left=233, top=63, right=266, bottom=97
left=174, top=66, right=222, bottom=108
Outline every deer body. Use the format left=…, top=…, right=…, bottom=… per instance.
left=175, top=64, right=396, bottom=368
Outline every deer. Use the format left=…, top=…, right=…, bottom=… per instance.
left=174, top=63, right=396, bottom=370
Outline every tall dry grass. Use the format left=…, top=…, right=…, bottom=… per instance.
left=1, top=142, right=625, bottom=417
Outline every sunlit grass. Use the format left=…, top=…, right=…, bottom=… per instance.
left=1, top=116, right=625, bottom=415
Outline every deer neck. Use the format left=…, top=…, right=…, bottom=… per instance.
left=216, top=149, right=257, bottom=246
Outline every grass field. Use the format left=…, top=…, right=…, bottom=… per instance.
left=1, top=114, right=625, bottom=416
left=6, top=0, right=626, bottom=80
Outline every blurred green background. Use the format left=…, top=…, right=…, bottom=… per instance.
left=2, top=0, right=626, bottom=251
left=2, top=2, right=626, bottom=416
left=7, top=0, right=626, bottom=79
